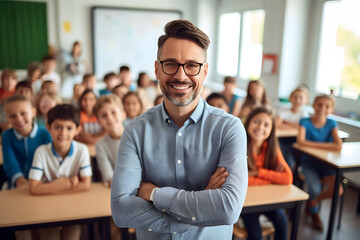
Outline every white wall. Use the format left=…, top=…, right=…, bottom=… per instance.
left=278, top=0, right=309, bottom=98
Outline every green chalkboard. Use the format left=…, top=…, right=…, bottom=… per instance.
left=0, top=1, right=48, bottom=69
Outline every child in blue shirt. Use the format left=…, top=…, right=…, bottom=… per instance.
left=297, top=94, right=342, bottom=232
left=2, top=94, right=51, bottom=189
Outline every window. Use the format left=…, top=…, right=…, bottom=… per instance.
left=316, top=0, right=360, bottom=100
left=217, top=10, right=265, bottom=80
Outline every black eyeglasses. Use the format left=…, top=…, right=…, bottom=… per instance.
left=158, top=60, right=206, bottom=76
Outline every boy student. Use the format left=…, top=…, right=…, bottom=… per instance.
left=297, top=94, right=342, bottom=232
left=28, top=104, right=92, bottom=239
left=1, top=95, right=51, bottom=189
left=15, top=80, right=33, bottom=100
left=206, top=92, right=230, bottom=112
left=82, top=73, right=100, bottom=96
left=41, top=55, right=61, bottom=90
left=119, top=65, right=136, bottom=91
left=94, top=94, right=129, bottom=240
left=94, top=94, right=124, bottom=187
left=99, top=72, right=120, bottom=95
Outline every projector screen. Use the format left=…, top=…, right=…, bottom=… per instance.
left=92, top=7, right=181, bottom=81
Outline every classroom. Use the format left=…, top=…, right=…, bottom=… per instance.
left=1, top=0, right=360, bottom=240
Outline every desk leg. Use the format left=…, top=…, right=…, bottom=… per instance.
left=290, top=201, right=302, bottom=240
left=326, top=170, right=341, bottom=240
left=101, top=217, right=111, bottom=240
left=293, top=149, right=303, bottom=188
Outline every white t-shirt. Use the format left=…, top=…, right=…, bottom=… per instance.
left=29, top=141, right=92, bottom=182
left=278, top=107, right=310, bottom=123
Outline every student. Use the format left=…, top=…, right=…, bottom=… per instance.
left=24, top=62, right=43, bottom=95
left=15, top=81, right=33, bottom=100
left=239, top=80, right=270, bottom=121
left=0, top=68, right=17, bottom=101
left=35, top=92, right=61, bottom=128
left=99, top=72, right=120, bottom=96
left=94, top=94, right=127, bottom=240
left=242, top=107, right=293, bottom=240
left=112, top=83, right=129, bottom=100
left=71, top=83, right=86, bottom=108
left=93, top=94, right=125, bottom=187
left=277, top=86, right=310, bottom=128
left=297, top=94, right=342, bottom=231
left=1, top=95, right=52, bottom=189
left=137, top=72, right=158, bottom=110
left=119, top=65, right=135, bottom=91
left=82, top=73, right=99, bottom=96
left=221, top=76, right=241, bottom=115
left=276, top=86, right=310, bottom=168
left=28, top=104, right=92, bottom=240
left=41, top=80, right=58, bottom=94
left=75, top=89, right=106, bottom=144
left=154, top=94, right=164, bottom=106
left=41, top=55, right=61, bottom=90
left=206, top=92, right=230, bottom=112
left=122, top=91, right=143, bottom=127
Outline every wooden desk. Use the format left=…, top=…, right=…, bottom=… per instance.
left=0, top=183, right=111, bottom=236
left=242, top=184, right=308, bottom=240
left=293, top=142, right=360, bottom=240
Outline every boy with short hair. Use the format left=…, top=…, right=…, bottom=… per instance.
left=119, top=65, right=135, bottom=91
left=297, top=94, right=342, bottom=231
left=206, top=92, right=230, bottom=112
left=94, top=94, right=124, bottom=187
left=2, top=95, right=52, bottom=189
left=82, top=73, right=99, bottom=96
left=29, top=104, right=92, bottom=240
left=93, top=94, right=128, bottom=240
left=99, top=72, right=120, bottom=95
left=41, top=55, right=61, bottom=90
left=15, top=80, right=33, bottom=100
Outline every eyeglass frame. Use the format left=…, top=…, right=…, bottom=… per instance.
left=157, top=60, right=206, bottom=76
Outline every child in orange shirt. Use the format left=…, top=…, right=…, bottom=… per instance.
left=242, top=106, right=293, bottom=240
left=75, top=89, right=106, bottom=144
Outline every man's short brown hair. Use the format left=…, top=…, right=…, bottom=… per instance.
left=157, top=20, right=210, bottom=61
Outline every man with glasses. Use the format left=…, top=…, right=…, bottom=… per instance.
left=111, top=20, right=247, bottom=240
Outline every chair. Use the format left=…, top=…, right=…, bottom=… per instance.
left=233, top=216, right=275, bottom=240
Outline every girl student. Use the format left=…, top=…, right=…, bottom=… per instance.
left=242, top=106, right=293, bottom=240
left=276, top=86, right=310, bottom=169
left=122, top=91, right=143, bottom=127
left=75, top=89, right=106, bottom=144
left=238, top=80, right=270, bottom=121
left=35, top=92, right=61, bottom=128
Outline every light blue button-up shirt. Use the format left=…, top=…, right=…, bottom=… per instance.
left=111, top=99, right=248, bottom=240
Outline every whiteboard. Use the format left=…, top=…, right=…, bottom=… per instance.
left=92, top=7, right=181, bottom=81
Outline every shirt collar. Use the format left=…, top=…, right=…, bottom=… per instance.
left=13, top=123, right=38, bottom=140
left=51, top=141, right=75, bottom=158
left=161, top=98, right=204, bottom=125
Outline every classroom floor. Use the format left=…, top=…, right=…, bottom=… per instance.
left=296, top=185, right=360, bottom=240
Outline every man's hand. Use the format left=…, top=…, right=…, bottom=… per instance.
left=138, top=182, right=158, bottom=202
left=205, top=167, right=229, bottom=190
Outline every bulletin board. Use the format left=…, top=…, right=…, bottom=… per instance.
left=91, top=7, right=182, bottom=80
